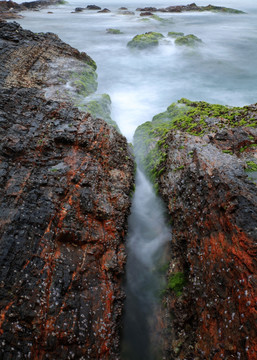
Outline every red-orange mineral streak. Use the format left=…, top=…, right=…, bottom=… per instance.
left=0, top=302, right=14, bottom=335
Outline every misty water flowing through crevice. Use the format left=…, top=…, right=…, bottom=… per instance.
left=121, top=168, right=170, bottom=360
left=14, top=0, right=257, bottom=358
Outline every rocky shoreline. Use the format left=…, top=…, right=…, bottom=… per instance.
left=0, top=3, right=256, bottom=360
left=134, top=100, right=257, bottom=359
left=0, top=21, right=134, bottom=359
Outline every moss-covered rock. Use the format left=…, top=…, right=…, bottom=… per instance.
left=127, top=32, right=164, bottom=49
left=70, top=64, right=98, bottom=97
left=134, top=98, right=257, bottom=186
left=106, top=28, right=123, bottom=34
left=167, top=31, right=184, bottom=38
left=73, top=93, right=119, bottom=131
left=167, top=272, right=187, bottom=296
left=175, top=34, right=202, bottom=47
left=201, top=5, right=245, bottom=14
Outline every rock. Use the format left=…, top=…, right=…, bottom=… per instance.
left=175, top=34, right=202, bottom=46
left=140, top=11, right=154, bottom=16
left=118, top=10, right=135, bottom=15
left=127, top=32, right=164, bottom=50
left=134, top=98, right=257, bottom=359
left=0, top=22, right=135, bottom=359
left=86, top=4, right=101, bottom=10
left=136, top=7, right=157, bottom=12
left=75, top=7, right=84, bottom=12
left=167, top=31, right=185, bottom=38
left=98, top=8, right=111, bottom=13
left=106, top=28, right=123, bottom=34
left=136, top=3, right=244, bottom=14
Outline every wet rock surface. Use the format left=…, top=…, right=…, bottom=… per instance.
left=134, top=101, right=257, bottom=359
left=136, top=3, right=244, bottom=14
left=0, top=0, right=61, bottom=20
left=0, top=22, right=134, bottom=359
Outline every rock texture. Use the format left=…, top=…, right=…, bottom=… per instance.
left=134, top=100, right=257, bottom=359
left=0, top=22, right=134, bottom=359
left=136, top=3, right=244, bottom=14
left=0, top=0, right=61, bottom=20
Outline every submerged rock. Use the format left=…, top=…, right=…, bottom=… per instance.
left=0, top=22, right=134, bottom=359
left=98, top=8, right=111, bottom=13
left=127, top=32, right=164, bottom=50
left=106, top=28, right=123, bottom=34
left=134, top=98, right=257, bottom=359
left=167, top=31, right=185, bottom=38
left=118, top=10, right=135, bottom=15
left=175, top=34, right=202, bottom=46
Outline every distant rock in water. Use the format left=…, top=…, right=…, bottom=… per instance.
left=75, top=7, right=84, bottom=12
left=136, top=3, right=245, bottom=14
left=98, top=8, right=111, bottom=13
left=134, top=98, right=257, bottom=359
left=127, top=32, right=164, bottom=49
left=106, top=28, right=123, bottom=34
left=0, top=21, right=134, bottom=359
left=86, top=4, right=101, bottom=10
left=175, top=34, right=202, bottom=46
left=0, top=0, right=67, bottom=20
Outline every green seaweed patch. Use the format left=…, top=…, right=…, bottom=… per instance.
left=245, top=161, right=257, bottom=172
left=167, top=272, right=187, bottom=296
left=70, top=66, right=98, bottom=97
left=222, top=150, right=233, bottom=155
left=84, top=94, right=120, bottom=131
left=139, top=17, right=151, bottom=22
left=150, top=14, right=173, bottom=24
left=175, top=34, right=202, bottom=47
left=201, top=5, right=245, bottom=14
left=106, top=28, right=123, bottom=34
left=127, top=32, right=164, bottom=49
left=167, top=31, right=184, bottom=38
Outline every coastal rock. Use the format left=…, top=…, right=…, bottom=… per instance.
left=0, top=22, right=134, bottom=359
left=175, top=34, right=202, bottom=46
left=98, top=8, right=111, bottom=13
left=86, top=4, right=101, bottom=10
left=134, top=99, right=257, bottom=359
left=136, top=3, right=244, bottom=14
left=127, top=32, right=164, bottom=50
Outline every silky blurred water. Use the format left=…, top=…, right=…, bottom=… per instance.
left=16, top=0, right=257, bottom=141
left=14, top=1, right=257, bottom=358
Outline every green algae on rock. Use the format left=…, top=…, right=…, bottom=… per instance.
left=175, top=34, right=202, bottom=47
left=127, top=32, right=164, bottom=49
left=106, top=28, right=123, bottom=34
left=167, top=31, right=185, bottom=38
left=134, top=98, right=257, bottom=186
left=83, top=94, right=120, bottom=131
left=201, top=4, right=245, bottom=14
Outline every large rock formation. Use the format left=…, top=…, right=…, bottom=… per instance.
left=0, top=22, right=134, bottom=359
left=136, top=3, right=244, bottom=14
left=134, top=99, right=257, bottom=359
